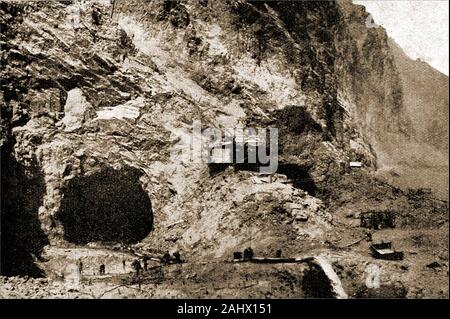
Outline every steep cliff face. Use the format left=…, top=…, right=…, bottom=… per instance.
left=389, top=39, right=448, bottom=153
left=381, top=39, right=448, bottom=198
left=1, top=0, right=448, bottom=298
left=334, top=1, right=410, bottom=163
left=334, top=2, right=448, bottom=198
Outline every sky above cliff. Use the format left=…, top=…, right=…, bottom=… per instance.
left=354, top=0, right=449, bottom=75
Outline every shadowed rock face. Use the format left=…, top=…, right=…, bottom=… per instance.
left=301, top=264, right=334, bottom=298
left=56, top=166, right=153, bottom=245
left=1, top=141, right=49, bottom=277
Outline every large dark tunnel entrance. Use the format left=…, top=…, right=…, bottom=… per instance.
left=56, top=166, right=153, bottom=245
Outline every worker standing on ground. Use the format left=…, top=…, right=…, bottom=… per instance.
left=77, top=259, right=83, bottom=275
left=99, top=264, right=105, bottom=275
left=131, top=259, right=142, bottom=276
left=143, top=256, right=149, bottom=271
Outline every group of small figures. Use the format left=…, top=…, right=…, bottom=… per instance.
left=233, top=247, right=255, bottom=261
left=75, top=251, right=182, bottom=277
left=131, top=251, right=183, bottom=275
left=233, top=247, right=283, bottom=261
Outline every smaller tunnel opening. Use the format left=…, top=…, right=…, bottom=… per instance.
left=56, top=166, right=153, bottom=245
left=277, top=164, right=317, bottom=195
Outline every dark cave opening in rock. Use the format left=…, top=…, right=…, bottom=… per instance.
left=56, top=166, right=153, bottom=245
left=277, top=164, right=317, bottom=195
left=221, top=161, right=317, bottom=195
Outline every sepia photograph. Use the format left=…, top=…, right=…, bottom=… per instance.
left=0, top=0, right=448, bottom=303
